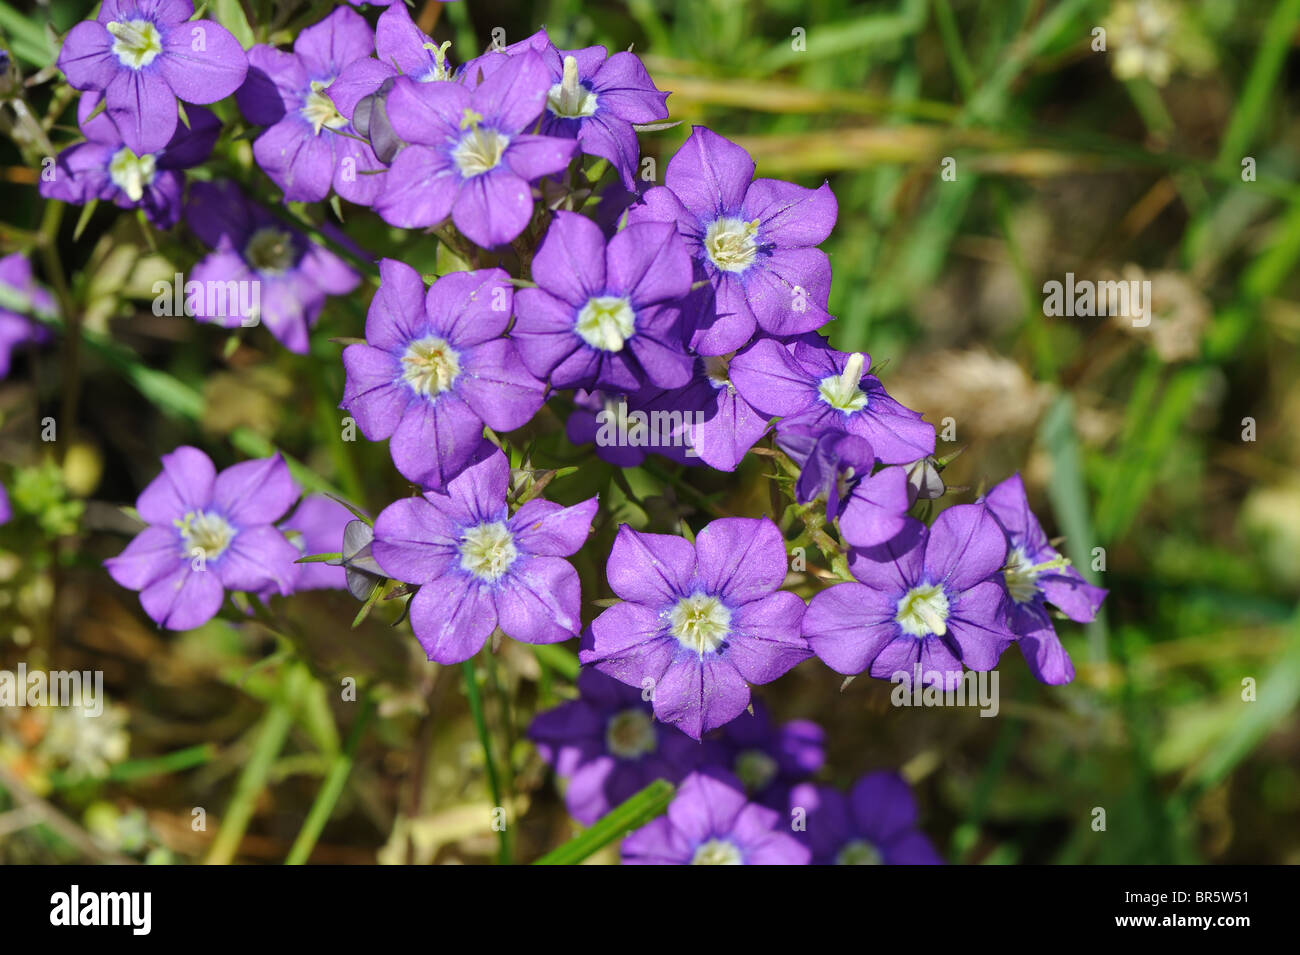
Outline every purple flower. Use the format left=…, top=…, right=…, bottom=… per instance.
left=529, top=668, right=705, bottom=825
left=564, top=352, right=769, bottom=472
left=371, top=444, right=598, bottom=663
left=327, top=4, right=458, bottom=165
left=185, top=180, right=359, bottom=353
left=622, top=771, right=810, bottom=865
left=802, top=505, right=1013, bottom=687
left=505, top=30, right=668, bottom=189
left=57, top=0, right=248, bottom=155
left=777, top=427, right=911, bottom=547
left=332, top=3, right=454, bottom=108
left=710, top=701, right=824, bottom=810
left=340, top=260, right=545, bottom=490
left=580, top=517, right=811, bottom=740
left=280, top=495, right=356, bottom=593
left=627, top=127, right=837, bottom=354
left=790, top=772, right=944, bottom=865
left=627, top=354, right=771, bottom=472
left=105, top=446, right=301, bottom=630
left=236, top=6, right=387, bottom=204
left=373, top=51, right=577, bottom=247
left=455, top=31, right=552, bottom=90
left=564, top=388, right=699, bottom=469
left=513, top=211, right=694, bottom=392
left=40, top=92, right=219, bottom=229
left=730, top=335, right=935, bottom=465
left=0, top=482, right=10, bottom=526
left=0, top=253, right=54, bottom=380
left=982, top=474, right=1107, bottom=685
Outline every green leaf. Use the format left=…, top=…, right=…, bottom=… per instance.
left=295, top=552, right=342, bottom=564
left=212, top=0, right=255, bottom=49
left=532, top=779, right=675, bottom=865
left=0, top=1, right=56, bottom=67
left=530, top=643, right=580, bottom=681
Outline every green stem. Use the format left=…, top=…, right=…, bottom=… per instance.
left=205, top=661, right=310, bottom=865
left=284, top=692, right=375, bottom=865
left=461, top=658, right=510, bottom=864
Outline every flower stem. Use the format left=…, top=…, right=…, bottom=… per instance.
left=284, top=691, right=375, bottom=865
left=461, top=658, right=511, bottom=864
left=205, top=661, right=310, bottom=864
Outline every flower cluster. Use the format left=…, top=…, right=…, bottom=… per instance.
left=68, top=4, right=1108, bottom=864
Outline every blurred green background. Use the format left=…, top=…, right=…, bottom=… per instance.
left=1, top=0, right=1298, bottom=864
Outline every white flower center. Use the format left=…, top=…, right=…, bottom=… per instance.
left=301, top=81, right=347, bottom=135
left=1003, top=546, right=1040, bottom=605
left=735, top=749, right=778, bottom=792
left=452, top=112, right=510, bottom=177
left=895, top=582, right=949, bottom=638
left=817, top=352, right=869, bottom=413
left=546, top=55, right=598, bottom=118
left=458, top=521, right=517, bottom=582
left=605, top=708, right=657, bottom=759
left=108, top=147, right=156, bottom=203
left=691, top=838, right=744, bottom=865
left=107, top=19, right=163, bottom=70
left=244, top=227, right=296, bottom=275
left=175, top=510, right=235, bottom=561
left=668, top=592, right=731, bottom=655
left=1002, top=548, right=1071, bottom=605
left=836, top=840, right=883, bottom=865
left=401, top=336, right=461, bottom=396
left=575, top=296, right=635, bottom=352
left=704, top=217, right=759, bottom=273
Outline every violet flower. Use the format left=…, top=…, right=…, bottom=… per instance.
left=513, top=211, right=694, bottom=392
left=371, top=444, right=598, bottom=663
left=564, top=388, right=698, bottom=469
left=280, top=494, right=356, bottom=593
left=58, top=0, right=247, bottom=155
left=41, top=92, right=219, bottom=229
left=622, top=771, right=810, bottom=865
left=627, top=353, right=771, bottom=472
left=564, top=353, right=769, bottom=472
left=0, top=482, right=10, bottom=526
left=777, top=427, right=911, bottom=548
left=327, top=4, right=457, bottom=165
left=504, top=29, right=669, bottom=189
left=340, top=260, right=545, bottom=490
left=529, top=668, right=705, bottom=825
left=185, top=180, right=359, bottom=354
left=0, top=253, right=54, bottom=380
left=627, top=126, right=837, bottom=354
left=331, top=2, right=455, bottom=113
left=710, top=701, right=824, bottom=811
left=730, top=335, right=936, bottom=466
left=580, top=517, right=811, bottom=739
left=236, top=6, right=388, bottom=204
left=802, top=505, right=1013, bottom=687
left=790, top=772, right=944, bottom=865
left=372, top=51, right=577, bottom=247
left=982, top=474, right=1107, bottom=685
left=105, top=446, right=301, bottom=630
